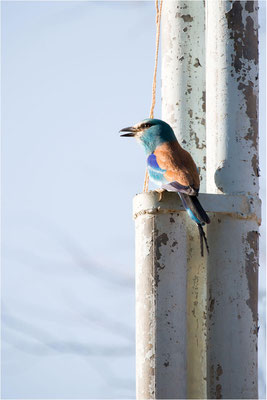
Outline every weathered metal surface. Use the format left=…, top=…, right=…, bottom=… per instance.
left=161, top=2, right=207, bottom=397
left=134, top=189, right=260, bottom=399
left=162, top=0, right=206, bottom=188
left=206, top=0, right=259, bottom=196
left=186, top=217, right=208, bottom=399
left=136, top=1, right=260, bottom=398
left=207, top=216, right=259, bottom=399
left=206, top=1, right=259, bottom=398
left=134, top=193, right=187, bottom=399
left=133, top=191, right=260, bottom=222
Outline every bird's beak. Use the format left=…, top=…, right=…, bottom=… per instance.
left=119, top=126, right=137, bottom=137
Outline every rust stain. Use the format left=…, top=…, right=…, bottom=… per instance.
left=201, top=91, right=206, bottom=113
left=201, top=117, right=205, bottom=126
left=251, top=153, right=260, bottom=177
left=208, top=289, right=215, bottom=319
left=245, top=1, right=254, bottom=13
left=216, top=384, right=222, bottom=399
left=245, top=230, right=259, bottom=325
left=238, top=81, right=258, bottom=149
left=187, top=84, right=192, bottom=95
left=216, top=364, right=223, bottom=381
left=189, top=128, right=206, bottom=150
left=153, top=232, right=169, bottom=284
left=226, top=1, right=258, bottom=75
left=181, top=14, right=193, bottom=22
left=244, top=15, right=258, bottom=64
left=163, top=361, right=169, bottom=367
left=194, top=58, right=201, bottom=67
left=156, top=233, right=169, bottom=259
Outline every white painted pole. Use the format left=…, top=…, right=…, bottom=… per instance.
left=206, top=1, right=259, bottom=398
left=134, top=1, right=259, bottom=398
left=134, top=191, right=187, bottom=399
left=161, top=0, right=206, bottom=186
left=161, top=1, right=207, bottom=398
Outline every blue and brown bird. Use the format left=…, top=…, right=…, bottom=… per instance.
left=120, top=118, right=210, bottom=256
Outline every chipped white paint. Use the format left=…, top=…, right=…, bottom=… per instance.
left=135, top=1, right=259, bottom=398
left=206, top=1, right=259, bottom=398
left=206, top=0, right=259, bottom=196
left=161, top=1, right=207, bottom=397
left=133, top=192, right=260, bottom=221
left=162, top=0, right=206, bottom=187
left=134, top=192, right=187, bottom=399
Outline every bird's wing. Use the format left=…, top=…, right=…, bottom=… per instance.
left=147, top=153, right=166, bottom=174
left=162, top=181, right=198, bottom=195
left=153, top=141, right=200, bottom=190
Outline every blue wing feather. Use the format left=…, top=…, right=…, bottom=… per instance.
left=147, top=153, right=168, bottom=185
left=147, top=153, right=166, bottom=173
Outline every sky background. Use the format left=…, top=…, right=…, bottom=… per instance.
left=1, top=1, right=266, bottom=399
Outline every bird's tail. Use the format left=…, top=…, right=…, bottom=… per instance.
left=178, top=193, right=210, bottom=225
left=178, top=193, right=210, bottom=257
left=197, top=224, right=209, bottom=257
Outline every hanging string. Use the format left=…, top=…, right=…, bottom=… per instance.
left=143, top=0, right=163, bottom=193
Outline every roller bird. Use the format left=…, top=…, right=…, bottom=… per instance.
left=120, top=118, right=210, bottom=256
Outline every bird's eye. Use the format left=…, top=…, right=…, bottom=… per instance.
left=143, top=124, right=151, bottom=129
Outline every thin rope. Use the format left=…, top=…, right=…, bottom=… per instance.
left=143, top=0, right=163, bottom=193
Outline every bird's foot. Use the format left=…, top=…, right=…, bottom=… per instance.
left=155, top=188, right=166, bottom=202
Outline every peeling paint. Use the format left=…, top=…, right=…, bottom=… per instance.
left=216, top=364, right=223, bottom=381
left=175, top=13, right=194, bottom=22
left=208, top=289, right=215, bottom=319
left=251, top=154, right=259, bottom=177
left=238, top=80, right=258, bottom=149
left=215, top=384, right=222, bottom=399
left=189, top=127, right=206, bottom=150
left=245, top=1, right=254, bottom=13
left=164, top=361, right=169, bottom=367
left=245, top=230, right=259, bottom=324
left=204, top=1, right=259, bottom=397
left=201, top=91, right=206, bottom=113
left=162, top=0, right=206, bottom=189
left=226, top=1, right=258, bottom=75
left=194, top=58, right=201, bottom=67
left=155, top=232, right=169, bottom=268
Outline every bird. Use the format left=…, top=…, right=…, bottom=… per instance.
left=120, top=118, right=210, bottom=256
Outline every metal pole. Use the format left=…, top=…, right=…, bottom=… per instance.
left=161, top=0, right=206, bottom=187
left=161, top=1, right=207, bottom=398
left=206, top=1, right=259, bottom=398
left=134, top=1, right=260, bottom=398
left=134, top=191, right=187, bottom=399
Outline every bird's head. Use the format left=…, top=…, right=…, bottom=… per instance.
left=120, top=118, right=176, bottom=154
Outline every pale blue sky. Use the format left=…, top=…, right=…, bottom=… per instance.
left=1, top=1, right=266, bottom=399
